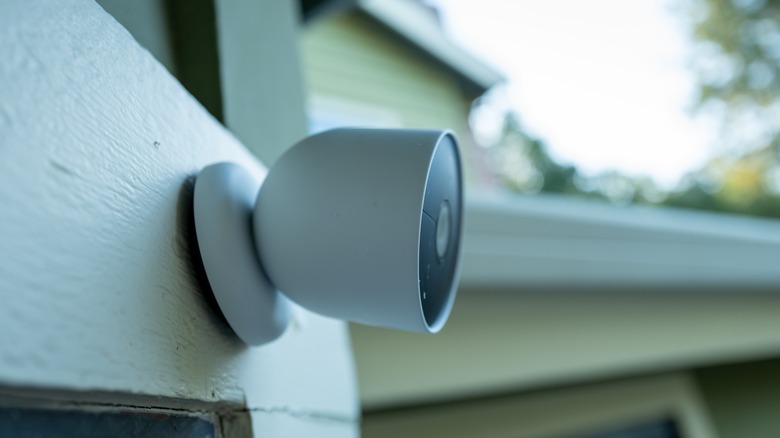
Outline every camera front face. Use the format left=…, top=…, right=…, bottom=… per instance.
left=250, top=128, right=463, bottom=334
left=418, top=133, right=462, bottom=332
left=193, top=129, right=465, bottom=345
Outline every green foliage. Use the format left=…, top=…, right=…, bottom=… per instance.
left=678, top=0, right=780, bottom=218
left=490, top=114, right=617, bottom=202
left=665, top=185, right=780, bottom=218
left=490, top=111, right=780, bottom=219
left=663, top=183, right=728, bottom=213
left=492, top=0, right=780, bottom=220
left=687, top=0, right=780, bottom=159
left=489, top=114, right=582, bottom=196
left=690, top=0, right=780, bottom=109
left=527, top=139, right=580, bottom=194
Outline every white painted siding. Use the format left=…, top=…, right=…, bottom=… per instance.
left=0, top=0, right=357, bottom=435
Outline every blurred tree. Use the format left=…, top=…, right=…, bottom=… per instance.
left=668, top=0, right=780, bottom=218
left=662, top=148, right=780, bottom=218
left=484, top=103, right=780, bottom=219
left=489, top=113, right=582, bottom=196
left=687, top=0, right=780, bottom=153
left=473, top=0, right=780, bottom=219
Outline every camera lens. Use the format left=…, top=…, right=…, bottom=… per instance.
left=436, top=200, right=451, bottom=260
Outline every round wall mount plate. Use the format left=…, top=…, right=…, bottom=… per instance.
left=193, top=162, right=291, bottom=345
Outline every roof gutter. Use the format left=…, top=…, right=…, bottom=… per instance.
left=462, top=192, right=780, bottom=292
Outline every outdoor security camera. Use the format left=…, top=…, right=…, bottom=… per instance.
left=192, top=128, right=463, bottom=346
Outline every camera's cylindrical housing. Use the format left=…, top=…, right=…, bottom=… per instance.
left=254, top=128, right=463, bottom=333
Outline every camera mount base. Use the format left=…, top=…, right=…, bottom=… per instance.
left=192, top=162, right=291, bottom=346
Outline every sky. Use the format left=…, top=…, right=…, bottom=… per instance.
left=429, top=0, right=716, bottom=188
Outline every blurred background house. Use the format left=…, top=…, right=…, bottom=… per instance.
left=99, top=0, right=780, bottom=436
left=300, top=0, right=503, bottom=186
left=299, top=2, right=780, bottom=438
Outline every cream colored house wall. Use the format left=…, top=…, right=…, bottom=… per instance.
left=300, top=6, right=780, bottom=438
left=300, top=11, right=481, bottom=181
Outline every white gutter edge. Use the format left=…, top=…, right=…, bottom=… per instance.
left=461, top=192, right=780, bottom=291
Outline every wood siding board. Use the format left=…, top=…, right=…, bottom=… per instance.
left=301, top=11, right=481, bottom=180
left=302, top=12, right=468, bottom=119
left=0, top=0, right=358, bottom=432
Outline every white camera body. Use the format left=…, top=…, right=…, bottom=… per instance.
left=193, top=128, right=463, bottom=345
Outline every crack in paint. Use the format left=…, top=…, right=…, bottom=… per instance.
left=242, top=406, right=357, bottom=424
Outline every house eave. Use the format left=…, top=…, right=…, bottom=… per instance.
left=356, top=0, right=505, bottom=93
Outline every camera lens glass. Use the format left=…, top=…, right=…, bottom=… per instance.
left=419, top=133, right=462, bottom=329
left=435, top=200, right=451, bottom=260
